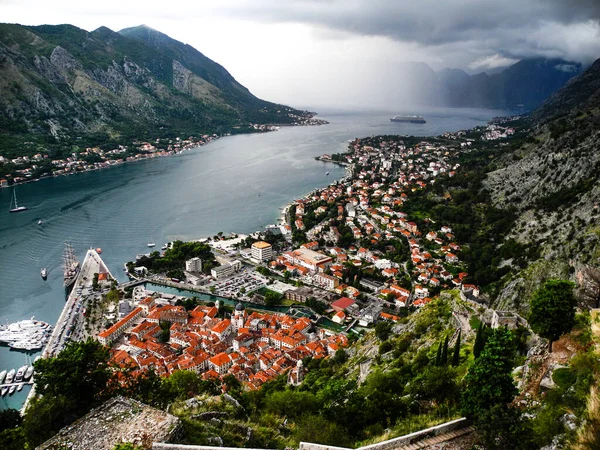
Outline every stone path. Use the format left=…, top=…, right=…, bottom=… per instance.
left=395, top=426, right=476, bottom=450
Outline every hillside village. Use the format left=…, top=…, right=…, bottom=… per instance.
left=96, top=129, right=503, bottom=389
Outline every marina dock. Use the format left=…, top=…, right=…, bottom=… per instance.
left=43, top=248, right=115, bottom=358
left=23, top=248, right=114, bottom=413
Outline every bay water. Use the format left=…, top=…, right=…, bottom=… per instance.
left=0, top=107, right=506, bottom=409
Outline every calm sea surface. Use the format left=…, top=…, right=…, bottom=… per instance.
left=0, top=107, right=506, bottom=409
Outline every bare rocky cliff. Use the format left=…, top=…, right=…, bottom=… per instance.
left=482, top=60, right=600, bottom=313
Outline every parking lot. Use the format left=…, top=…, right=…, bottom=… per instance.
left=209, top=272, right=268, bottom=298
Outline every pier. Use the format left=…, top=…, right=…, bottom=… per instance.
left=42, top=248, right=113, bottom=358
left=23, top=248, right=114, bottom=413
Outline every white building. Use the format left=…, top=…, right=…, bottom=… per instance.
left=185, top=257, right=202, bottom=273
left=251, top=241, right=273, bottom=262
left=211, top=260, right=242, bottom=280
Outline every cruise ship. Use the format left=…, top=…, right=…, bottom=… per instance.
left=390, top=115, right=426, bottom=123
left=63, top=242, right=80, bottom=292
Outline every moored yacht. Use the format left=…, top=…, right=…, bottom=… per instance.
left=41, top=268, right=48, bottom=279
left=24, top=365, right=34, bottom=380
left=0, top=370, right=6, bottom=384
left=5, top=368, right=15, bottom=384
left=15, top=365, right=27, bottom=382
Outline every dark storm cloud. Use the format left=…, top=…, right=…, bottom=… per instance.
left=221, top=0, right=600, bottom=66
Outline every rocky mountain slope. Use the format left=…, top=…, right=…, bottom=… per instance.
left=0, top=23, right=305, bottom=157
left=482, top=59, right=600, bottom=312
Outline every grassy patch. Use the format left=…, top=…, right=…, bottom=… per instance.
left=553, top=368, right=576, bottom=389
left=469, top=316, right=482, bottom=330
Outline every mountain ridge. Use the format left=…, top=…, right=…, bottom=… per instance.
left=435, top=58, right=582, bottom=110
left=0, top=23, right=310, bottom=158
left=479, top=57, right=600, bottom=312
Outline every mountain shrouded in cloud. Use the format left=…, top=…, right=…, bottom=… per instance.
left=0, top=0, right=598, bottom=109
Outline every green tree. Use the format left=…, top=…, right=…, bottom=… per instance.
left=473, top=322, right=486, bottom=358
left=23, top=393, right=76, bottom=447
left=118, top=368, right=166, bottom=408
left=332, top=348, right=348, bottom=365
left=476, top=404, right=534, bottom=450
left=375, top=321, right=392, bottom=341
left=265, top=390, right=319, bottom=419
left=112, top=443, right=143, bottom=450
left=23, top=339, right=112, bottom=446
left=408, top=365, right=459, bottom=404
left=0, top=427, right=26, bottom=450
left=264, top=291, right=283, bottom=306
left=462, top=327, right=517, bottom=419
left=158, top=321, right=171, bottom=343
left=440, top=334, right=449, bottom=365
left=161, top=370, right=208, bottom=401
left=0, top=409, right=22, bottom=432
left=529, top=279, right=576, bottom=352
left=106, top=289, right=119, bottom=304
left=452, top=331, right=461, bottom=366
left=292, top=414, right=351, bottom=447
left=33, top=339, right=110, bottom=406
left=435, top=341, right=442, bottom=366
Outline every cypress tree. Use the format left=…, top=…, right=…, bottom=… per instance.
left=441, top=334, right=449, bottom=365
left=452, top=330, right=461, bottom=366
left=435, top=341, right=442, bottom=366
left=473, top=322, right=485, bottom=359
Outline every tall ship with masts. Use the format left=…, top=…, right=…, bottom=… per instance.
left=63, top=242, right=80, bottom=293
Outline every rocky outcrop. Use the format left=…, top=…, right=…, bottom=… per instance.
left=481, top=60, right=600, bottom=309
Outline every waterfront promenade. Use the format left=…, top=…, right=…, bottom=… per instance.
left=22, top=249, right=114, bottom=413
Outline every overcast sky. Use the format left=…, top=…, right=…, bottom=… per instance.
left=2, top=0, right=600, bottom=109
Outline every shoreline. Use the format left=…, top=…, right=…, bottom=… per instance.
left=1, top=119, right=330, bottom=190
left=1, top=138, right=218, bottom=190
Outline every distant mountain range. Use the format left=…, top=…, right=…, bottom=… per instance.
left=386, top=58, right=582, bottom=111
left=437, top=58, right=582, bottom=110
left=0, top=23, right=307, bottom=156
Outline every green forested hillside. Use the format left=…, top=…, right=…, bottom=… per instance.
left=0, top=23, right=308, bottom=158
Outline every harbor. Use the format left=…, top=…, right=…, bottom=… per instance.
left=21, top=248, right=115, bottom=413
left=42, top=248, right=115, bottom=358
left=0, top=363, right=36, bottom=400
left=0, top=108, right=503, bottom=411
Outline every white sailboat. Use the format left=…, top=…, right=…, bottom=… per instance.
left=9, top=188, right=27, bottom=213
left=147, top=236, right=155, bottom=248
